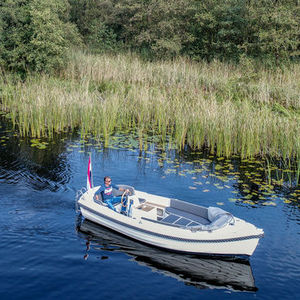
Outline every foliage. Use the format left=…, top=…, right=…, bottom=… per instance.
left=112, top=0, right=194, bottom=59
left=68, top=0, right=119, bottom=53
left=245, top=0, right=300, bottom=64
left=67, top=0, right=299, bottom=65
left=187, top=0, right=248, bottom=62
left=1, top=0, right=298, bottom=69
left=0, top=0, right=81, bottom=74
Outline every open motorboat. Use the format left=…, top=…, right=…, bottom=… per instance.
left=77, top=219, right=258, bottom=292
left=76, top=158, right=264, bottom=257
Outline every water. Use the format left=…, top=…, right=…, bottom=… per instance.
left=0, top=119, right=299, bottom=299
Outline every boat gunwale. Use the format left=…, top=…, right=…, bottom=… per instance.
left=79, top=219, right=255, bottom=260
left=78, top=201, right=264, bottom=244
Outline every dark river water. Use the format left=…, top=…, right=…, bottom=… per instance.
left=0, top=117, right=299, bottom=299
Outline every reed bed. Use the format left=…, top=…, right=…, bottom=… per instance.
left=1, top=49, right=300, bottom=160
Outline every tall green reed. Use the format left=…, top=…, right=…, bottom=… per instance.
left=0, top=49, right=299, bottom=162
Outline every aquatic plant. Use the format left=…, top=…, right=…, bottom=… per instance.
left=0, top=50, right=300, bottom=162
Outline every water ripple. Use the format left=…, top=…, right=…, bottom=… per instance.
left=0, top=156, right=71, bottom=192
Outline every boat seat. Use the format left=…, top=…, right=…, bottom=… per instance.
left=138, top=198, right=146, bottom=204
left=94, top=192, right=104, bottom=205
left=165, top=207, right=211, bottom=226
left=94, top=198, right=107, bottom=206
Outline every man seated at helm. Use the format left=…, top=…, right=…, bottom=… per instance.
left=96, top=176, right=129, bottom=211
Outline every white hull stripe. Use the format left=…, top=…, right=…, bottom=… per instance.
left=80, top=203, right=264, bottom=243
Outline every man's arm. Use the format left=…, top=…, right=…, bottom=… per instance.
left=117, top=186, right=130, bottom=193
left=95, top=187, right=104, bottom=200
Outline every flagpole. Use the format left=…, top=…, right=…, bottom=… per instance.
left=87, top=155, right=93, bottom=190
left=90, top=155, right=93, bottom=188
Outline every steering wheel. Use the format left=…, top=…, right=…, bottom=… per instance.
left=121, top=190, right=128, bottom=207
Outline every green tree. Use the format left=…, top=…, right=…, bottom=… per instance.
left=0, top=0, right=81, bottom=74
left=0, top=6, right=5, bottom=69
left=69, top=0, right=194, bottom=58
left=111, top=0, right=194, bottom=59
left=188, top=0, right=248, bottom=62
left=187, top=0, right=299, bottom=64
left=245, top=0, right=299, bottom=64
left=68, top=0, right=118, bottom=53
left=0, top=0, right=31, bottom=73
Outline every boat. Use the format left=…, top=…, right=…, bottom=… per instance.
left=76, top=158, right=264, bottom=257
left=77, top=219, right=258, bottom=291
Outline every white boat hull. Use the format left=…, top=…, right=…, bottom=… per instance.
left=77, top=187, right=264, bottom=256
left=78, top=219, right=258, bottom=291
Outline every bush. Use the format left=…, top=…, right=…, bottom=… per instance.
left=0, top=0, right=81, bottom=74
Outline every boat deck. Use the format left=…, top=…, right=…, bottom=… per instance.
left=137, top=201, right=211, bottom=228
left=161, top=207, right=210, bottom=227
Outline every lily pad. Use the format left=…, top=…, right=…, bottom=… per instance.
left=228, top=198, right=238, bottom=202
left=262, top=201, right=277, bottom=206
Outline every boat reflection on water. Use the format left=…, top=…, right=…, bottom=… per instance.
left=76, top=219, right=258, bottom=292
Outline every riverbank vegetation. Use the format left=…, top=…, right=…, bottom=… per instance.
left=2, top=50, right=300, bottom=161
left=0, top=0, right=299, bottom=161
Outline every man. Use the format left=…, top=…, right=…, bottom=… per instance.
left=96, top=176, right=129, bottom=211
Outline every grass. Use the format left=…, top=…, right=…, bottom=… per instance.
left=0, top=49, right=300, bottom=160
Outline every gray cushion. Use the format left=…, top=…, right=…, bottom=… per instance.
left=170, top=199, right=208, bottom=219
left=190, top=208, right=234, bottom=232
left=208, top=206, right=228, bottom=221
left=165, top=207, right=210, bottom=225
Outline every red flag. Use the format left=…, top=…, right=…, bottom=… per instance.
left=87, top=156, right=93, bottom=190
